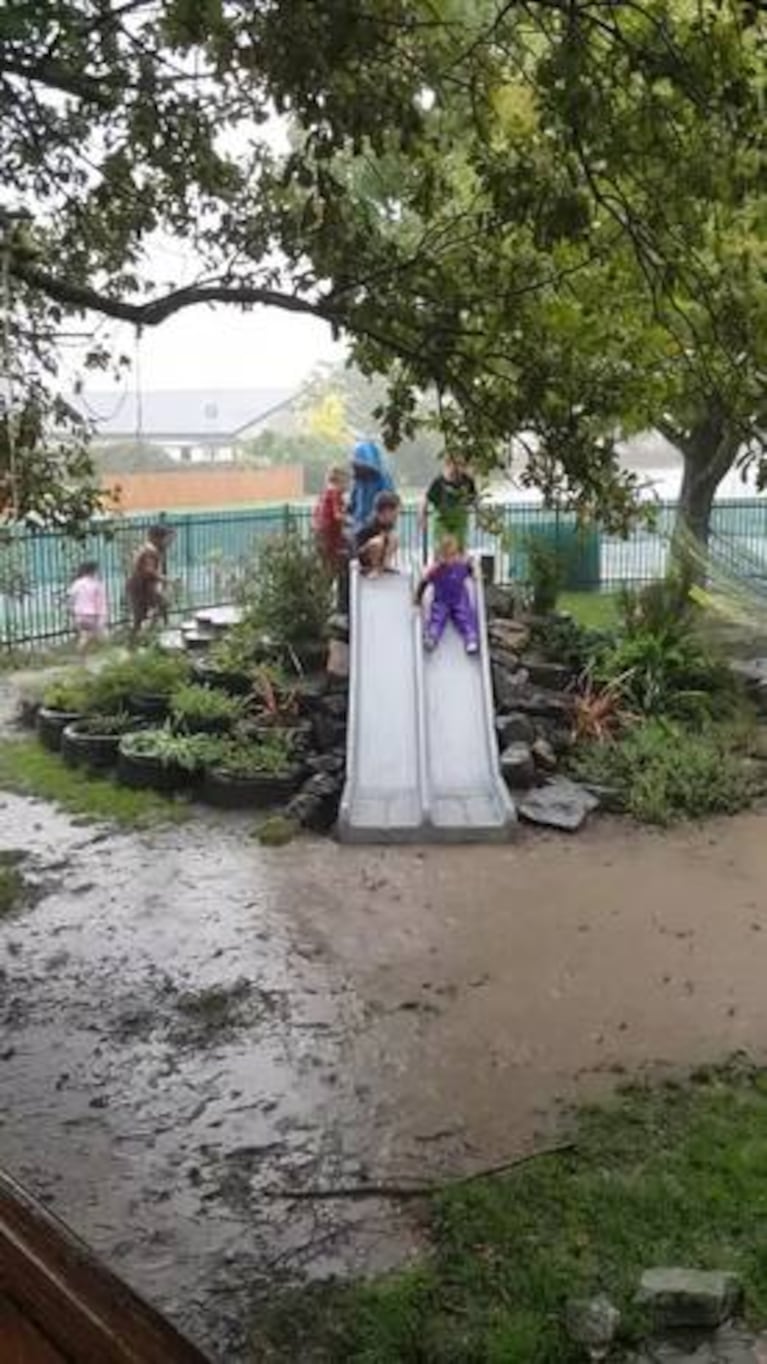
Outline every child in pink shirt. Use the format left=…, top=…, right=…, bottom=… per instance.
left=68, top=561, right=107, bottom=652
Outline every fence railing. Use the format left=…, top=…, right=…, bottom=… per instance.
left=2, top=498, right=767, bottom=649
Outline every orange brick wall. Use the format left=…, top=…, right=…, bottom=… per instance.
left=105, top=465, right=304, bottom=512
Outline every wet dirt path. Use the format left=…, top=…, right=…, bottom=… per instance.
left=1, top=795, right=767, bottom=1359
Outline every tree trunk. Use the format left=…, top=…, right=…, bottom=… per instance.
left=668, top=403, right=741, bottom=584
left=677, top=453, right=723, bottom=546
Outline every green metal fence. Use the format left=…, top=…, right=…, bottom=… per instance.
left=2, top=498, right=767, bottom=649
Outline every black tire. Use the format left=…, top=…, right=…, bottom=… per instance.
left=36, top=707, right=84, bottom=753
left=202, top=766, right=303, bottom=810
left=170, top=714, right=233, bottom=736
left=116, top=748, right=190, bottom=793
left=128, top=693, right=169, bottom=720
left=61, top=721, right=144, bottom=772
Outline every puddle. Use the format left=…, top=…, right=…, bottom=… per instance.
left=0, top=795, right=418, bottom=1360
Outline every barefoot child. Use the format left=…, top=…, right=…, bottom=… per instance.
left=354, top=490, right=401, bottom=575
left=68, top=561, right=107, bottom=652
left=415, top=534, right=479, bottom=654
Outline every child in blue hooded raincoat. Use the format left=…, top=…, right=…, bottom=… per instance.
left=348, top=440, right=395, bottom=534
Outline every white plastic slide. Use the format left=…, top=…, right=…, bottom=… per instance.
left=338, top=561, right=516, bottom=843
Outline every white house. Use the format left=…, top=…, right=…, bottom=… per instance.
left=79, top=388, right=299, bottom=463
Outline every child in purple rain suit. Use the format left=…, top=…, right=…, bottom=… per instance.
left=415, top=534, right=479, bottom=655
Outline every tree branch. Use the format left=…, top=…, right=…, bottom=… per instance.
left=9, top=259, right=343, bottom=329
left=0, top=56, right=117, bottom=107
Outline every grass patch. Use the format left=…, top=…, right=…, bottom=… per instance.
left=0, top=851, right=28, bottom=916
left=0, top=739, right=189, bottom=828
left=250, top=1070, right=767, bottom=1362
left=560, top=591, right=621, bottom=630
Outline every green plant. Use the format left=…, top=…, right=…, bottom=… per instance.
left=209, top=620, right=267, bottom=674
left=120, top=728, right=228, bottom=773
left=119, top=650, right=191, bottom=698
left=42, top=673, right=92, bottom=712
left=211, top=731, right=298, bottom=779
left=571, top=718, right=754, bottom=825
left=71, top=713, right=139, bottom=737
left=170, top=683, right=242, bottom=727
left=530, top=614, right=609, bottom=672
left=595, top=629, right=735, bottom=722
left=239, top=531, right=333, bottom=651
left=618, top=577, right=692, bottom=639
left=525, top=535, right=565, bottom=615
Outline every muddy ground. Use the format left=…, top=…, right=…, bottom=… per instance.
left=1, top=793, right=766, bottom=1360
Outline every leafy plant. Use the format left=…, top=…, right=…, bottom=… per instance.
left=42, top=673, right=94, bottom=712
left=170, top=683, right=242, bottom=728
left=239, top=531, right=333, bottom=652
left=530, top=614, right=609, bottom=672
left=595, top=629, right=735, bottom=722
left=524, top=535, right=566, bottom=615
left=71, top=713, right=139, bottom=737
left=208, top=620, right=268, bottom=674
left=618, top=577, right=693, bottom=639
left=251, top=663, right=300, bottom=725
left=573, top=674, right=633, bottom=744
left=119, top=650, right=191, bottom=698
left=120, top=728, right=228, bottom=773
left=571, top=719, right=754, bottom=825
left=209, top=732, right=299, bottom=779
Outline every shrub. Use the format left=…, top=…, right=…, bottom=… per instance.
left=71, top=713, right=139, bottom=736
left=170, top=683, right=243, bottom=728
left=524, top=536, right=565, bottom=615
left=209, top=731, right=298, bottom=778
left=120, top=728, right=228, bottom=773
left=238, top=531, right=333, bottom=651
left=571, top=719, right=754, bottom=825
left=618, top=577, right=692, bottom=638
left=209, top=620, right=268, bottom=673
left=44, top=651, right=192, bottom=716
left=42, top=674, right=93, bottom=712
left=594, top=628, right=736, bottom=722
left=530, top=614, right=609, bottom=672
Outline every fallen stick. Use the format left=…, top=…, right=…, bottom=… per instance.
left=264, top=1141, right=576, bottom=1202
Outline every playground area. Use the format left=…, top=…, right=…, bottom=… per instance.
left=1, top=789, right=766, bottom=1360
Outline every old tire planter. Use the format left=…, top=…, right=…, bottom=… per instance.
left=171, top=715, right=233, bottom=737
left=61, top=721, right=144, bottom=772
left=202, top=766, right=303, bottom=810
left=116, top=748, right=193, bottom=794
left=128, top=693, right=169, bottom=721
left=36, top=707, right=83, bottom=753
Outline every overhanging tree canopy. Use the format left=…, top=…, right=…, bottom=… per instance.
left=1, top=0, right=765, bottom=531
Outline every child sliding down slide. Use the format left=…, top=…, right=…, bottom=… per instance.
left=416, top=535, right=479, bottom=655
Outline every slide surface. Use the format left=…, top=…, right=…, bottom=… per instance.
left=339, top=562, right=515, bottom=843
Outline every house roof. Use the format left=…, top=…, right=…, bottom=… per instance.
left=79, top=388, right=297, bottom=440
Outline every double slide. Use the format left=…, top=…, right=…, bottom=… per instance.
left=338, top=561, right=516, bottom=843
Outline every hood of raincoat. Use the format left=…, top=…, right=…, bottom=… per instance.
left=351, top=440, right=391, bottom=481
left=349, top=440, right=395, bottom=529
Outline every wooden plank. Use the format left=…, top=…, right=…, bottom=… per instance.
left=0, top=1170, right=210, bottom=1364
left=0, top=1293, right=67, bottom=1363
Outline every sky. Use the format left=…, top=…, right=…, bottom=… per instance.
left=74, top=299, right=343, bottom=400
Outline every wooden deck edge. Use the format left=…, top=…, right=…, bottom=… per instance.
left=0, top=1169, right=210, bottom=1363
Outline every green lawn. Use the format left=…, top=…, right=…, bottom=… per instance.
left=0, top=739, right=189, bottom=828
left=250, top=1070, right=767, bottom=1362
left=559, top=590, right=621, bottom=630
